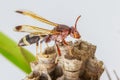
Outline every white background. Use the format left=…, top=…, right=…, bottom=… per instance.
left=0, top=0, right=120, bottom=80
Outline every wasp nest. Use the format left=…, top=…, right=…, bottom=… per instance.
left=23, top=40, right=104, bottom=80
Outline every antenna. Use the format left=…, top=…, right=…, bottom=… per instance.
left=74, top=15, right=81, bottom=29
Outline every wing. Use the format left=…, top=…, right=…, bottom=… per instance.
left=14, top=25, right=59, bottom=35
left=16, top=10, right=59, bottom=27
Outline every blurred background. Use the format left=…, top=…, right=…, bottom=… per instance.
left=0, top=0, right=120, bottom=80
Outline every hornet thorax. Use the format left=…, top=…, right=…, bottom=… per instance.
left=51, top=24, right=71, bottom=42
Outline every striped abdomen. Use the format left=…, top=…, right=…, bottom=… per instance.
left=18, top=34, right=40, bottom=46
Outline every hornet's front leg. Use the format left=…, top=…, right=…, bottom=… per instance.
left=55, top=41, right=61, bottom=56
left=55, top=41, right=61, bottom=64
left=62, top=39, right=73, bottom=56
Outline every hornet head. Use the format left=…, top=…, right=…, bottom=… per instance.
left=70, top=16, right=81, bottom=39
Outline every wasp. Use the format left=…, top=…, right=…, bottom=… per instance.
left=14, top=10, right=81, bottom=58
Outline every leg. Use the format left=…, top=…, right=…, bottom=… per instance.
left=55, top=41, right=61, bottom=56
left=40, top=42, right=42, bottom=53
left=41, top=35, right=50, bottom=48
left=63, top=39, right=73, bottom=56
left=36, top=42, right=39, bottom=60
left=63, top=39, right=68, bottom=45
left=40, top=42, right=49, bottom=53
left=40, top=40, right=48, bottom=58
left=46, top=43, right=49, bottom=47
left=40, top=37, right=47, bottom=53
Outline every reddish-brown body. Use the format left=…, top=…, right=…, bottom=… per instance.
left=43, top=24, right=70, bottom=43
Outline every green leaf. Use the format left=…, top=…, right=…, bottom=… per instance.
left=0, top=32, right=35, bottom=73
